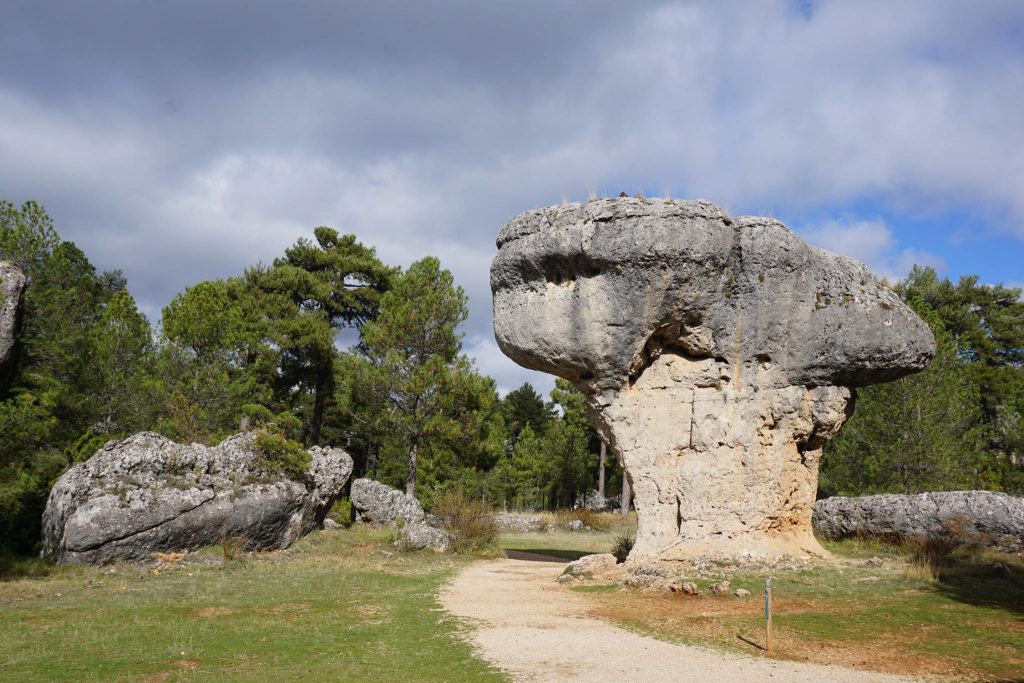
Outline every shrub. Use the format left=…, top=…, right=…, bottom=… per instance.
left=611, top=532, right=634, bottom=563
left=433, top=488, right=497, bottom=554
left=253, top=429, right=311, bottom=481
left=220, top=534, right=244, bottom=562
left=901, top=517, right=986, bottom=582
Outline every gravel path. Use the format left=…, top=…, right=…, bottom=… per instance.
left=439, top=558, right=921, bottom=683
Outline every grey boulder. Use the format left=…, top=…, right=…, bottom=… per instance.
left=0, top=261, right=26, bottom=379
left=42, top=432, right=353, bottom=564
left=349, top=478, right=448, bottom=550
left=492, top=198, right=934, bottom=394
left=813, top=491, right=1024, bottom=552
left=350, top=478, right=426, bottom=525
left=400, top=522, right=451, bottom=551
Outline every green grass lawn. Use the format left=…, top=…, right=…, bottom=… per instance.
left=0, top=527, right=505, bottom=682
left=572, top=536, right=1024, bottom=681
left=4, top=517, right=1021, bottom=682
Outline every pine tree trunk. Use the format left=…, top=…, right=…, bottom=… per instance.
left=310, top=370, right=327, bottom=446
left=620, top=475, right=632, bottom=516
left=406, top=441, right=418, bottom=497
left=597, top=441, right=607, bottom=500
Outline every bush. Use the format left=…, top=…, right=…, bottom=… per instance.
left=253, top=429, right=311, bottom=481
left=433, top=488, right=497, bottom=554
left=901, top=517, right=988, bottom=582
left=220, top=534, right=244, bottom=562
left=611, top=532, right=634, bottom=563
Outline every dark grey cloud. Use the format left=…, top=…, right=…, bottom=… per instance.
left=1, top=0, right=1022, bottom=395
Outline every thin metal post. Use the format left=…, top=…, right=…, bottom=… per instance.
left=764, top=576, right=773, bottom=652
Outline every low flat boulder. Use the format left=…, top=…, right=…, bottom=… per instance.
left=42, top=432, right=353, bottom=564
left=813, top=491, right=1024, bottom=552
left=494, top=512, right=547, bottom=532
left=400, top=522, right=451, bottom=551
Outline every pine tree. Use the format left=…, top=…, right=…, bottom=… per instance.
left=255, top=228, right=394, bottom=445
left=87, top=290, right=157, bottom=435
left=821, top=305, right=984, bottom=494
left=351, top=257, right=472, bottom=497
left=501, top=382, right=555, bottom=447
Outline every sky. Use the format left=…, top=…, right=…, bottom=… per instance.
left=1, top=0, right=1022, bottom=396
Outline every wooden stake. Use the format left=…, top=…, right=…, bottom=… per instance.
left=765, top=576, right=773, bottom=652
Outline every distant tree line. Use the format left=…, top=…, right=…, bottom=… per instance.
left=821, top=266, right=1024, bottom=496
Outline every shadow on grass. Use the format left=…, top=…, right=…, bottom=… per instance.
left=0, top=553, right=60, bottom=582
left=736, top=634, right=767, bottom=652
left=829, top=532, right=1024, bottom=616
left=932, top=559, right=1024, bottom=616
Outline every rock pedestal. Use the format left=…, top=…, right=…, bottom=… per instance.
left=491, top=198, right=935, bottom=559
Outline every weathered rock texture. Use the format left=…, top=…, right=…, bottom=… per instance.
left=814, top=491, right=1024, bottom=552
left=349, top=478, right=449, bottom=550
left=42, top=432, right=353, bottom=564
left=351, top=478, right=428, bottom=525
left=0, top=261, right=26, bottom=379
left=491, top=198, right=935, bottom=559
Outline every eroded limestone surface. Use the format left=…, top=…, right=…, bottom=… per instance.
left=490, top=198, right=934, bottom=559
left=0, top=261, right=26, bottom=381
left=42, top=432, right=353, bottom=564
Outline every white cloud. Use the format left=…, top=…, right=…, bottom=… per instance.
left=463, top=336, right=555, bottom=399
left=1, top=1, right=1023, bottom=392
left=800, top=218, right=946, bottom=281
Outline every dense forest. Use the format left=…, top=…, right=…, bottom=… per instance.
left=1, top=200, right=1021, bottom=555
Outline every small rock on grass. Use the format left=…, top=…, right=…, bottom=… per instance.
left=734, top=588, right=751, bottom=598
left=398, top=522, right=450, bottom=551
left=708, top=580, right=731, bottom=596
left=670, top=581, right=699, bottom=596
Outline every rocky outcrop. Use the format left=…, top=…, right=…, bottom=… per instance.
left=42, top=432, right=353, bottom=564
left=0, top=261, right=26, bottom=380
left=813, top=491, right=1024, bottom=552
left=349, top=478, right=449, bottom=550
left=491, top=198, right=935, bottom=560
left=350, top=478, right=427, bottom=525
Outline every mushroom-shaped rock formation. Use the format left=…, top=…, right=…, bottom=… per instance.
left=491, top=198, right=935, bottom=560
